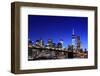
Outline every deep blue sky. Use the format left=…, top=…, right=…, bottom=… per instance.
left=28, top=15, right=88, bottom=50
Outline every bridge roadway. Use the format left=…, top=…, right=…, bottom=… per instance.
left=29, top=46, right=77, bottom=54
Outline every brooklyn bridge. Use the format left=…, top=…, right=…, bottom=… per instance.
left=28, top=41, right=88, bottom=61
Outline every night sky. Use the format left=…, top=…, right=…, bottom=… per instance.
left=28, top=15, right=88, bottom=50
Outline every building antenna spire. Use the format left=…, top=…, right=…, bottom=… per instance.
left=72, top=28, right=74, bottom=35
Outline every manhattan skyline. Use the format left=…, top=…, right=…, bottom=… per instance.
left=28, top=15, right=88, bottom=50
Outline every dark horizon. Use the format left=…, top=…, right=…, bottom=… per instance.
left=28, top=15, right=88, bottom=50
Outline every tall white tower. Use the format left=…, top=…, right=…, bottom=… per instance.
left=72, top=28, right=76, bottom=48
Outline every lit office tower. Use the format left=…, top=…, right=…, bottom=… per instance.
left=59, top=39, right=63, bottom=45
left=72, top=28, right=76, bottom=48
left=40, top=39, right=44, bottom=47
left=76, top=36, right=81, bottom=50
left=59, top=39, right=63, bottom=48
left=47, top=39, right=53, bottom=48
left=57, top=40, right=63, bottom=48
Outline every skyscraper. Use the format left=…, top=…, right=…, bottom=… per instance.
left=59, top=39, right=63, bottom=46
left=57, top=39, right=63, bottom=48
left=47, top=39, right=53, bottom=48
left=76, top=36, right=81, bottom=50
left=40, top=39, right=44, bottom=47
left=72, top=28, right=76, bottom=48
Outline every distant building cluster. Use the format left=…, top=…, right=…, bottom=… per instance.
left=28, top=29, right=88, bottom=61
